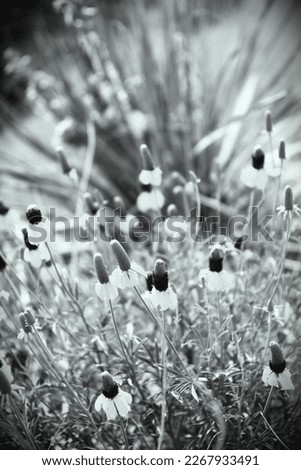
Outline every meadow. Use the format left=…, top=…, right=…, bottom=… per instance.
left=0, top=0, right=301, bottom=450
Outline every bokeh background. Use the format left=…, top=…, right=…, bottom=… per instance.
left=1, top=0, right=301, bottom=219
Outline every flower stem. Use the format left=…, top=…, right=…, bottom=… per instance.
left=250, top=386, right=274, bottom=448
left=114, top=403, right=129, bottom=450
left=217, top=292, right=224, bottom=367
left=158, top=308, right=167, bottom=450
left=9, top=394, right=38, bottom=449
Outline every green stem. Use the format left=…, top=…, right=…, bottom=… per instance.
left=158, top=308, right=167, bottom=450
left=9, top=394, right=38, bottom=449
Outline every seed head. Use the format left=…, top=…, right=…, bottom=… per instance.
left=284, top=185, right=293, bottom=212
left=265, top=110, right=272, bottom=133
left=110, top=240, right=131, bottom=272
left=279, top=140, right=286, bottom=160
left=140, top=144, right=155, bottom=171
left=269, top=341, right=286, bottom=374
left=101, top=371, right=119, bottom=399
left=252, top=146, right=265, bottom=170
left=19, top=312, right=33, bottom=334
left=153, top=259, right=168, bottom=292
left=24, top=309, right=36, bottom=326
left=94, top=253, right=110, bottom=284
left=26, top=205, right=43, bottom=225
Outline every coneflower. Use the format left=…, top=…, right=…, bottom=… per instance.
left=94, top=371, right=132, bottom=420
left=110, top=239, right=146, bottom=288
left=139, top=144, right=162, bottom=186
left=240, top=146, right=268, bottom=191
left=262, top=341, right=294, bottom=390
left=199, top=245, right=233, bottom=292
left=277, top=185, right=301, bottom=220
left=94, top=253, right=118, bottom=301
left=149, top=259, right=178, bottom=311
left=22, top=227, right=50, bottom=268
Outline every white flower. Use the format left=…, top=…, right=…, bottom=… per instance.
left=277, top=185, right=301, bottom=221
left=240, top=146, right=269, bottom=191
left=137, top=188, right=165, bottom=212
left=110, top=262, right=146, bottom=288
left=24, top=242, right=51, bottom=269
left=94, top=371, right=132, bottom=420
left=199, top=269, right=233, bottom=292
left=139, top=167, right=162, bottom=187
left=149, top=287, right=178, bottom=311
left=95, top=281, right=118, bottom=301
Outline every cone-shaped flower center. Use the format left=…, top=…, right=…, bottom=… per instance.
left=26, top=205, right=43, bottom=225
left=269, top=341, right=286, bottom=374
left=153, top=259, right=168, bottom=291
left=284, top=185, right=293, bottom=212
left=0, top=255, right=6, bottom=272
left=252, top=146, right=265, bottom=170
left=94, top=253, right=110, bottom=284
left=140, top=183, right=152, bottom=193
left=279, top=140, right=286, bottom=160
left=0, top=201, right=9, bottom=216
left=22, top=228, right=39, bottom=251
left=110, top=240, right=131, bottom=272
left=146, top=272, right=154, bottom=292
left=19, top=313, right=33, bottom=333
left=209, top=247, right=224, bottom=273
left=101, top=371, right=119, bottom=399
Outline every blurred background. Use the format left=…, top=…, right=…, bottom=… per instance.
left=1, top=0, right=301, bottom=220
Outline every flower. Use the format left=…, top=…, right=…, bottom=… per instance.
left=138, top=144, right=162, bottom=187
left=22, top=227, right=51, bottom=268
left=26, top=205, right=51, bottom=244
left=18, top=311, right=34, bottom=341
left=0, top=201, right=20, bottom=230
left=94, top=371, right=132, bottom=420
left=240, top=146, right=269, bottom=191
left=262, top=341, right=294, bottom=390
left=0, top=355, right=14, bottom=395
left=110, top=240, right=146, bottom=288
left=148, top=259, right=178, bottom=311
left=277, top=185, right=301, bottom=221
left=136, top=184, right=165, bottom=213
left=199, top=245, right=233, bottom=292
left=94, top=253, right=118, bottom=301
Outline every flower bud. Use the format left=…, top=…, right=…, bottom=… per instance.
left=279, top=140, right=286, bottom=160
left=101, top=371, right=119, bottom=399
left=252, top=146, right=265, bottom=170
left=209, top=246, right=223, bottom=273
left=26, top=205, right=43, bottom=225
left=110, top=240, right=131, bottom=272
left=269, top=341, right=286, bottom=374
left=57, top=147, right=71, bottom=174
left=24, top=309, right=36, bottom=326
left=153, top=259, right=168, bottom=292
left=19, top=312, right=33, bottom=334
left=189, top=170, right=200, bottom=184
left=284, top=185, right=293, bottom=212
left=140, top=144, right=155, bottom=171
left=94, top=253, right=110, bottom=284
left=265, top=110, right=272, bottom=133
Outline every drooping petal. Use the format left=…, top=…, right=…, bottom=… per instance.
left=139, top=168, right=162, bottom=186
left=262, top=366, right=278, bottom=387
left=95, top=281, right=119, bottom=301
left=131, top=261, right=147, bottom=277
left=119, top=389, right=132, bottom=406
left=94, top=394, right=106, bottom=412
left=102, top=398, right=118, bottom=420
left=113, top=393, right=131, bottom=418
left=110, top=268, right=132, bottom=289
left=241, top=167, right=268, bottom=190
left=24, top=249, right=42, bottom=268
left=278, top=369, right=294, bottom=390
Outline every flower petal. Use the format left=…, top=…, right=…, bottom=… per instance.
left=278, top=369, right=294, bottom=390
left=262, top=366, right=278, bottom=387
left=94, top=394, right=106, bottom=412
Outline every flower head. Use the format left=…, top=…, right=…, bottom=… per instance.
left=262, top=341, right=294, bottom=390
left=199, top=245, right=233, bottom=292
left=136, top=184, right=165, bottom=213
left=94, top=253, right=118, bottom=301
left=148, top=259, right=178, bottom=311
left=18, top=311, right=33, bottom=341
left=279, top=140, right=286, bottom=161
left=26, top=205, right=50, bottom=244
left=110, top=240, right=146, bottom=288
left=94, top=371, right=132, bottom=420
left=277, top=185, right=301, bottom=220
left=139, top=144, right=162, bottom=187
left=240, top=146, right=268, bottom=191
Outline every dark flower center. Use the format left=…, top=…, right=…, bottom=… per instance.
left=0, top=360, right=3, bottom=368
left=140, top=183, right=152, bottom=193
left=146, top=272, right=153, bottom=292
left=0, top=202, right=9, bottom=216
left=153, top=270, right=168, bottom=291
left=26, top=206, right=43, bottom=225
left=269, top=359, right=286, bottom=374
left=0, top=255, right=6, bottom=272
left=209, top=257, right=223, bottom=273
left=102, top=381, right=119, bottom=399
left=234, top=237, right=244, bottom=250
left=252, top=149, right=265, bottom=170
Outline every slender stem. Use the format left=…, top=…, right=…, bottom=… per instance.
left=261, top=310, right=272, bottom=368
left=217, top=292, right=224, bottom=367
left=114, top=403, right=129, bottom=450
left=158, top=308, right=167, bottom=450
left=9, top=394, right=38, bottom=449
left=250, top=386, right=274, bottom=448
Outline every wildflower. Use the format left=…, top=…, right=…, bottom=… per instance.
left=136, top=184, right=165, bottom=213
left=279, top=140, right=286, bottom=161
left=26, top=204, right=50, bottom=244
left=0, top=201, right=20, bottom=230
left=94, top=371, right=132, bottom=420
left=240, top=146, right=268, bottom=191
left=22, top=227, right=51, bottom=268
left=0, top=355, right=14, bottom=395
left=149, top=259, right=178, bottom=311
left=18, top=312, right=33, bottom=341
left=277, top=185, right=301, bottom=220
left=94, top=253, right=118, bottom=301
left=262, top=341, right=294, bottom=390
left=110, top=240, right=146, bottom=288
left=138, top=144, right=162, bottom=187
left=199, top=245, right=233, bottom=292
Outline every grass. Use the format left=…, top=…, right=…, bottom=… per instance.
left=0, top=0, right=301, bottom=450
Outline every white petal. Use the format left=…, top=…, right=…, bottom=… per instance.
left=113, top=394, right=131, bottom=418
left=95, top=282, right=118, bottom=300
left=119, top=389, right=132, bottom=406
left=102, top=398, right=118, bottom=420
left=240, top=166, right=258, bottom=188
left=219, top=270, right=234, bottom=290
left=151, top=189, right=165, bottom=209
left=198, top=269, right=208, bottom=286
left=256, top=170, right=268, bottom=191
left=39, top=243, right=51, bottom=262
left=262, top=366, right=278, bottom=387
left=26, top=250, right=42, bottom=268
left=278, top=369, right=294, bottom=390
left=110, top=268, right=131, bottom=288
left=137, top=192, right=152, bottom=212
left=94, top=394, right=106, bottom=412
left=139, top=169, right=152, bottom=185
left=131, top=261, right=147, bottom=277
